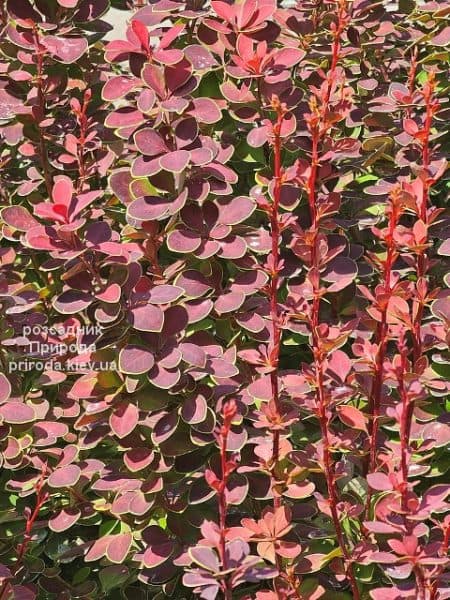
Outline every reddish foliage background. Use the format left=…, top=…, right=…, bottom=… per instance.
left=0, top=1, right=449, bottom=599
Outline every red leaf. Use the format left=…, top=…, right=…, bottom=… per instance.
left=131, top=19, right=150, bottom=55
left=327, top=350, right=352, bottom=383
left=337, top=405, right=368, bottom=433
left=367, top=472, right=393, bottom=491
left=52, top=177, right=73, bottom=206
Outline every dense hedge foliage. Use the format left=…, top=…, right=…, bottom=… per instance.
left=0, top=1, right=449, bottom=598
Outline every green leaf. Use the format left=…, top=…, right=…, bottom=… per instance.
left=235, top=141, right=265, bottom=164
left=322, top=592, right=352, bottom=600
left=322, top=547, right=343, bottom=565
left=73, top=567, right=91, bottom=585
left=356, top=174, right=378, bottom=184
left=197, top=73, right=221, bottom=99
left=431, top=362, right=450, bottom=379
left=99, top=565, right=129, bottom=593
left=427, top=452, right=450, bottom=477
left=364, top=204, right=384, bottom=216
left=283, top=333, right=309, bottom=346
left=299, top=579, right=323, bottom=596
left=99, top=519, right=121, bottom=537
left=354, top=563, right=375, bottom=583
left=343, top=476, right=368, bottom=502
left=130, top=178, right=160, bottom=199
left=188, top=318, right=214, bottom=333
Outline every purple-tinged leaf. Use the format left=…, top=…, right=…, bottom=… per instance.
left=181, top=394, right=208, bottom=424
left=134, top=128, right=168, bottom=157
left=185, top=45, right=218, bottom=70
left=127, top=196, right=170, bottom=222
left=141, top=526, right=174, bottom=568
left=148, top=285, right=184, bottom=304
left=131, top=156, right=162, bottom=178
left=43, top=37, right=88, bottom=64
left=208, top=358, right=239, bottom=378
left=119, top=345, right=154, bottom=375
left=95, top=283, right=120, bottom=305
left=167, top=229, right=201, bottom=253
left=149, top=366, right=180, bottom=391
left=215, top=291, right=245, bottom=314
left=53, top=290, right=93, bottom=314
left=225, top=475, right=249, bottom=505
left=103, top=76, right=140, bottom=101
left=49, top=508, right=81, bottom=533
left=0, top=374, right=11, bottom=403
left=0, top=402, right=35, bottom=424
left=110, top=403, right=139, bottom=439
left=152, top=412, right=179, bottom=445
left=48, top=465, right=81, bottom=488
left=216, top=196, right=255, bottom=225
left=105, top=108, right=144, bottom=130
left=159, top=150, right=190, bottom=173
left=322, top=257, right=357, bottom=292
left=367, top=472, right=393, bottom=491
left=124, top=448, right=154, bottom=472
left=106, top=533, right=133, bottom=564
left=85, top=536, right=110, bottom=562
left=175, top=270, right=212, bottom=298
left=179, top=343, right=207, bottom=368
left=1, top=206, right=38, bottom=231
left=185, top=299, right=214, bottom=323
left=431, top=26, right=450, bottom=46
left=327, top=350, right=352, bottom=383
left=104, top=39, right=135, bottom=62
left=188, top=98, right=222, bottom=124
left=128, top=304, right=164, bottom=332
left=189, top=546, right=220, bottom=573
left=175, top=118, right=198, bottom=148
left=109, top=168, right=133, bottom=204
left=6, top=0, right=41, bottom=20
left=248, top=376, right=272, bottom=401
left=247, top=124, right=269, bottom=147
left=137, top=88, right=156, bottom=113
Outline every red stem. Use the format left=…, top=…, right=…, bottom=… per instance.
left=216, top=403, right=236, bottom=600
left=430, top=525, right=450, bottom=600
left=32, top=26, right=53, bottom=198
left=265, top=99, right=288, bottom=596
left=405, top=78, right=438, bottom=523
left=303, top=8, right=360, bottom=595
left=414, top=565, right=427, bottom=600
left=365, top=191, right=400, bottom=511
left=269, top=102, right=285, bottom=510
left=74, top=90, right=91, bottom=193
left=406, top=47, right=418, bottom=118
left=314, top=337, right=360, bottom=600
left=218, top=435, right=228, bottom=571
left=323, top=1, right=345, bottom=110
left=412, top=72, right=435, bottom=369
left=396, top=332, right=410, bottom=513
left=309, top=225, right=361, bottom=600
left=0, top=467, right=48, bottom=600
left=15, top=467, right=48, bottom=568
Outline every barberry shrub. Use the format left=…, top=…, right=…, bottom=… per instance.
left=0, top=0, right=448, bottom=598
